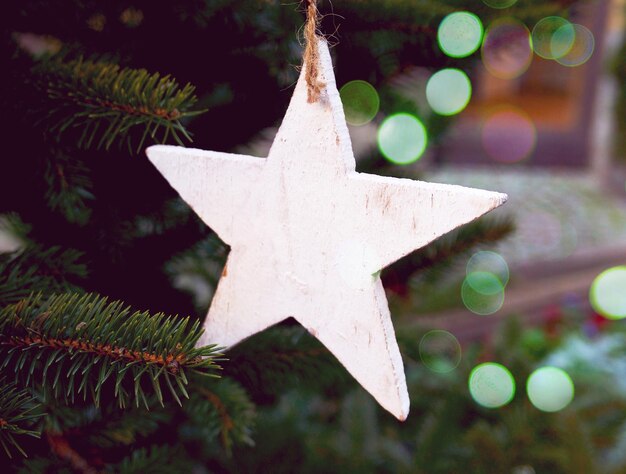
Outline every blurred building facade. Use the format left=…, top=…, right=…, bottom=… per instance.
left=440, top=0, right=619, bottom=169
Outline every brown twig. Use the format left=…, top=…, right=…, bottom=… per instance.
left=47, top=432, right=99, bottom=474
left=2, top=334, right=191, bottom=374
left=196, top=387, right=234, bottom=448
left=79, top=96, right=181, bottom=120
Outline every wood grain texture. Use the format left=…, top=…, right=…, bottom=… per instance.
left=147, top=39, right=507, bottom=420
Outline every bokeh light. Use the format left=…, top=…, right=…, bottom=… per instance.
left=419, top=330, right=462, bottom=373
left=464, top=251, right=509, bottom=314
left=120, top=7, right=144, bottom=28
left=512, top=467, right=536, bottom=474
left=14, top=33, right=62, bottom=57
left=438, top=12, right=484, bottom=58
left=483, top=0, right=518, bottom=9
left=482, top=106, right=536, bottom=163
left=527, top=367, right=574, bottom=412
left=465, top=272, right=503, bottom=295
left=87, top=13, right=106, bottom=32
left=377, top=113, right=428, bottom=165
left=590, top=266, right=626, bottom=320
left=426, top=69, right=472, bottom=116
left=555, top=24, right=594, bottom=67
left=339, top=80, right=380, bottom=126
left=462, top=278, right=505, bottom=315
left=482, top=18, right=533, bottom=79
left=532, top=17, right=575, bottom=60
left=469, top=362, right=516, bottom=408
left=467, top=251, right=510, bottom=287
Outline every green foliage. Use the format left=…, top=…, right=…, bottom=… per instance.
left=0, top=380, right=44, bottom=458
left=393, top=216, right=515, bottom=289
left=131, top=198, right=194, bottom=238
left=164, top=233, right=229, bottom=312
left=43, top=402, right=171, bottom=449
left=307, top=390, right=413, bottom=473
left=182, top=376, right=256, bottom=454
left=90, top=408, right=170, bottom=448
left=33, top=55, right=203, bottom=153
left=44, top=150, right=94, bottom=226
left=17, top=456, right=71, bottom=474
left=0, top=246, right=87, bottom=306
left=0, top=214, right=32, bottom=248
left=20, top=439, right=194, bottom=474
left=225, top=326, right=350, bottom=403
left=415, top=216, right=514, bottom=275
left=114, top=445, right=195, bottom=474
left=218, top=317, right=624, bottom=473
left=16, top=456, right=75, bottom=474
left=0, top=293, right=222, bottom=408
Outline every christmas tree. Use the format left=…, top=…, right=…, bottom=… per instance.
left=4, top=1, right=623, bottom=472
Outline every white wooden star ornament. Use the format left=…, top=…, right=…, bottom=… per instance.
left=147, top=38, right=507, bottom=420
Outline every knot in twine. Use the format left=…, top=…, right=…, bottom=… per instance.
left=303, top=0, right=325, bottom=103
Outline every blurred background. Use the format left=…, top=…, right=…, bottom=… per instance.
left=2, top=0, right=626, bottom=472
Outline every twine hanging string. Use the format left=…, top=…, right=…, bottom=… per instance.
left=303, top=0, right=324, bottom=103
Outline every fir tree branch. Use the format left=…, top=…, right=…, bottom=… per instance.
left=131, top=198, right=194, bottom=238
left=413, top=216, right=514, bottom=272
left=87, top=408, right=170, bottom=449
left=0, top=380, right=44, bottom=459
left=116, top=445, right=194, bottom=474
left=0, top=293, right=222, bottom=409
left=0, top=214, right=31, bottom=254
left=164, top=233, right=228, bottom=312
left=384, top=216, right=515, bottom=293
left=41, top=401, right=170, bottom=449
left=225, top=326, right=351, bottom=402
left=44, top=150, right=94, bottom=226
left=183, top=377, right=256, bottom=454
left=33, top=56, right=204, bottom=153
left=0, top=246, right=87, bottom=307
